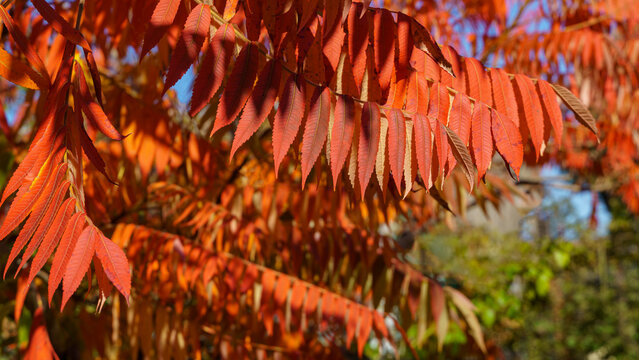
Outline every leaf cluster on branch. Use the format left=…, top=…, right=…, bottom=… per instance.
left=0, top=0, right=604, bottom=358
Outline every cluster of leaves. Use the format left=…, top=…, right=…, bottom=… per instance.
left=0, top=0, right=605, bottom=358
left=465, top=0, right=639, bottom=213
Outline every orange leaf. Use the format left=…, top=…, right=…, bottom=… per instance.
left=0, top=47, right=44, bottom=89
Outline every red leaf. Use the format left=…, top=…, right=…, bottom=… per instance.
left=163, top=4, right=211, bottom=94
left=212, top=44, right=260, bottom=135
left=448, top=93, right=472, bottom=146
left=25, top=198, right=75, bottom=293
left=373, top=311, right=389, bottom=339
left=299, top=0, right=319, bottom=31
left=80, top=124, right=116, bottom=183
left=81, top=101, right=124, bottom=141
left=83, top=50, right=103, bottom=106
left=347, top=2, right=368, bottom=90
left=395, top=12, right=413, bottom=78
left=489, top=68, right=520, bottom=126
left=330, top=95, right=356, bottom=188
left=358, top=102, right=381, bottom=197
left=23, top=308, right=58, bottom=360
left=446, top=93, right=472, bottom=173
left=301, top=87, right=330, bottom=188
left=95, top=231, right=132, bottom=301
left=322, top=10, right=345, bottom=81
left=290, top=280, right=306, bottom=315
left=536, top=79, right=563, bottom=142
left=410, top=18, right=454, bottom=76
left=427, top=83, right=452, bottom=175
left=345, top=303, right=357, bottom=347
left=414, top=113, right=433, bottom=188
left=465, top=58, right=492, bottom=105
left=302, top=20, right=326, bottom=84
left=357, top=307, right=373, bottom=357
left=429, top=116, right=449, bottom=180
left=273, top=75, right=306, bottom=175
left=230, top=61, right=282, bottom=158
left=0, top=108, right=59, bottom=206
left=513, top=74, right=544, bottom=159
left=373, top=9, right=395, bottom=96
left=0, top=47, right=45, bottom=89
left=94, top=257, right=113, bottom=299
left=430, top=280, right=446, bottom=324
left=48, top=212, right=85, bottom=304
left=141, top=0, right=181, bottom=58
left=440, top=45, right=463, bottom=89
left=13, top=178, right=70, bottom=278
left=470, top=102, right=493, bottom=179
left=491, top=108, right=523, bottom=177
left=405, top=72, right=429, bottom=115
left=62, top=225, right=98, bottom=310
left=190, top=24, right=236, bottom=117
left=77, top=64, right=122, bottom=140
left=428, top=82, right=451, bottom=125
left=31, top=0, right=91, bottom=51
left=0, top=6, right=50, bottom=86
left=303, top=286, right=320, bottom=328
left=386, top=108, right=406, bottom=194
left=273, top=275, right=290, bottom=309
left=0, top=138, right=64, bottom=243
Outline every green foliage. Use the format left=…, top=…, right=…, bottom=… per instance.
left=404, top=198, right=639, bottom=359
